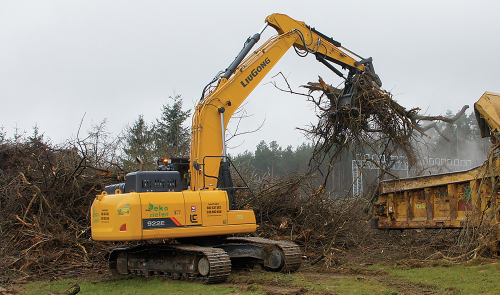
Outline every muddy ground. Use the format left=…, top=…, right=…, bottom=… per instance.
left=227, top=266, right=436, bottom=295
left=4, top=249, right=492, bottom=295
left=2, top=261, right=468, bottom=295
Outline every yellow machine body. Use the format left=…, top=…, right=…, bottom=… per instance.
left=92, top=189, right=257, bottom=241
left=475, top=91, right=500, bottom=138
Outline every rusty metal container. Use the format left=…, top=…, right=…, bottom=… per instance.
left=372, top=163, right=500, bottom=230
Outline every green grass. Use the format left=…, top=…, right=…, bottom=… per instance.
left=14, top=262, right=500, bottom=295
left=230, top=269, right=398, bottom=295
left=17, top=276, right=255, bottom=295
left=387, top=262, right=500, bottom=294
left=293, top=275, right=396, bottom=294
left=14, top=272, right=399, bottom=295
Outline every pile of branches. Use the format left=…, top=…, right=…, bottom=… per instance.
left=264, top=72, right=488, bottom=264
left=236, top=171, right=461, bottom=267
left=439, top=139, right=500, bottom=262
left=0, top=126, right=122, bottom=279
left=299, top=75, right=500, bottom=263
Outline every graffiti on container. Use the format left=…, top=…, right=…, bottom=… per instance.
left=458, top=185, right=472, bottom=211
left=434, top=188, right=449, bottom=206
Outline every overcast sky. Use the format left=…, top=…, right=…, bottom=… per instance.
left=1, top=1, right=499, bottom=155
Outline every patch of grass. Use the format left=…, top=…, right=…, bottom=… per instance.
left=17, top=275, right=258, bottom=295
left=14, top=262, right=500, bottom=295
left=228, top=269, right=397, bottom=295
left=294, top=275, right=396, bottom=294
left=388, top=262, right=500, bottom=294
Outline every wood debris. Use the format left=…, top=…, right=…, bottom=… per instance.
left=300, top=73, right=468, bottom=184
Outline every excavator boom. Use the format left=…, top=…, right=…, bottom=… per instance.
left=191, top=13, right=378, bottom=191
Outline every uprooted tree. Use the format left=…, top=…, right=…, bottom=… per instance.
left=269, top=72, right=469, bottom=187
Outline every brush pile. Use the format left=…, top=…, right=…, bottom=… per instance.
left=0, top=73, right=478, bottom=282
left=236, top=171, right=462, bottom=267
left=0, top=128, right=484, bottom=282
left=0, top=129, right=121, bottom=280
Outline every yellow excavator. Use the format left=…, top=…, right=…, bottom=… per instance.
left=91, top=13, right=379, bottom=283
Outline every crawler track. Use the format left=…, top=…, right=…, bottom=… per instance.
left=108, top=237, right=301, bottom=284
left=171, top=245, right=231, bottom=284
left=109, top=244, right=231, bottom=284
left=225, top=237, right=302, bottom=272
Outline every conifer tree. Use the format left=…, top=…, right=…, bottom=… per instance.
left=154, top=94, right=191, bottom=158
left=122, top=115, right=155, bottom=171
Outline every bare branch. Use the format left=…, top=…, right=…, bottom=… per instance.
left=266, top=72, right=315, bottom=99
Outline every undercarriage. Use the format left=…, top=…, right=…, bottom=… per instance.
left=109, top=236, right=302, bottom=284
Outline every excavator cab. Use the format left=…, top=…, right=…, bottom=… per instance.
left=158, top=157, right=190, bottom=190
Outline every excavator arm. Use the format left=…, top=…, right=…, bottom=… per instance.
left=266, top=14, right=374, bottom=77
left=190, top=13, right=379, bottom=191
